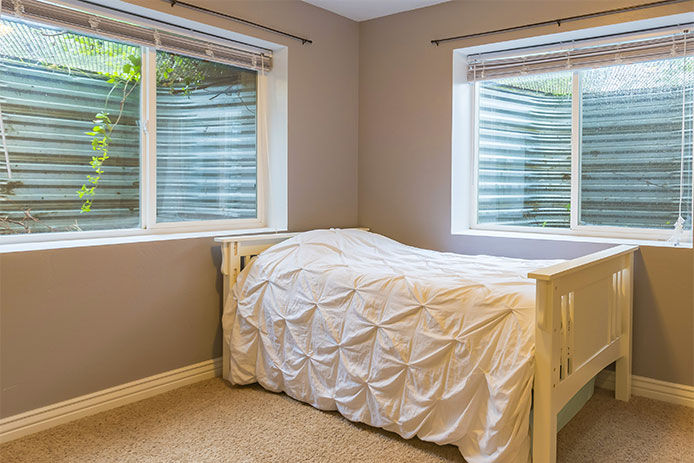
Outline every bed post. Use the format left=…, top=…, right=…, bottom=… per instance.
left=614, top=252, right=634, bottom=401
left=533, top=279, right=559, bottom=463
left=221, top=241, right=241, bottom=380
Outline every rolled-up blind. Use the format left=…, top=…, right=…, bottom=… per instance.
left=467, top=26, right=693, bottom=82
left=0, top=0, right=272, bottom=72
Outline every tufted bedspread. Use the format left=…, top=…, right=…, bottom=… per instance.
left=222, top=229, right=563, bottom=462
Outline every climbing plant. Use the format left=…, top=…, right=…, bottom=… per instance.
left=77, top=53, right=141, bottom=213
left=74, top=48, right=253, bottom=213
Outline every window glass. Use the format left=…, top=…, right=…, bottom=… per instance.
left=475, top=56, right=693, bottom=233
left=155, top=50, right=257, bottom=223
left=580, top=58, right=693, bottom=230
left=477, top=72, right=572, bottom=228
left=0, top=17, right=141, bottom=235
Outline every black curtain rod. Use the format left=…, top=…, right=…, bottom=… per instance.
left=466, top=22, right=692, bottom=59
left=77, top=0, right=274, bottom=54
left=431, top=0, right=691, bottom=46
left=168, top=0, right=313, bottom=45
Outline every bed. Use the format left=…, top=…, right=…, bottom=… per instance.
left=216, top=229, right=637, bottom=463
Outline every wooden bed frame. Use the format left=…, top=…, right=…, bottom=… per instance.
left=215, top=230, right=638, bottom=463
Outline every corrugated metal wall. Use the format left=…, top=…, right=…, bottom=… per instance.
left=156, top=67, right=257, bottom=223
left=477, top=83, right=572, bottom=227
left=0, top=59, right=257, bottom=234
left=581, top=86, right=693, bottom=229
left=478, top=81, right=693, bottom=230
left=0, top=60, right=141, bottom=234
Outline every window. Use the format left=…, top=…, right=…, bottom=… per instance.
left=155, top=51, right=258, bottom=223
left=467, top=27, right=693, bottom=243
left=0, top=1, right=272, bottom=239
left=0, top=20, right=143, bottom=234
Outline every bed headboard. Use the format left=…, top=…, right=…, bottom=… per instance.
left=215, top=228, right=369, bottom=281
left=214, top=228, right=368, bottom=379
left=215, top=231, right=299, bottom=280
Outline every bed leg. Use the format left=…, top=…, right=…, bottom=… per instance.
left=532, top=387, right=557, bottom=463
left=615, top=356, right=631, bottom=402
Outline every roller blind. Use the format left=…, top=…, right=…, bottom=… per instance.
left=0, top=0, right=272, bottom=72
left=467, top=26, right=693, bottom=82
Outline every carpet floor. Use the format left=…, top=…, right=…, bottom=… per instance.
left=1, top=379, right=692, bottom=462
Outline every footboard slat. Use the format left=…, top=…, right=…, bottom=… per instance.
left=529, top=245, right=638, bottom=463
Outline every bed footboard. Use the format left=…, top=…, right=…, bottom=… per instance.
left=528, top=245, right=638, bottom=463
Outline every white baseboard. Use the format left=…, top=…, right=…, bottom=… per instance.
left=0, top=357, right=222, bottom=444
left=596, top=370, right=694, bottom=408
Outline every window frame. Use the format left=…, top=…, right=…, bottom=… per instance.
left=0, top=11, right=273, bottom=246
left=469, top=63, right=693, bottom=244
left=140, top=47, right=266, bottom=234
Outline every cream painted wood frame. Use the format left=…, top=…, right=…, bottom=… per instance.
left=215, top=231, right=638, bottom=463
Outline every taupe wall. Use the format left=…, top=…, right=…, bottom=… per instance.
left=0, top=0, right=358, bottom=418
left=359, top=0, right=694, bottom=385
left=2, top=0, right=693, bottom=420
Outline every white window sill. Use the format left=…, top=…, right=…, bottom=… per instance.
left=453, top=228, right=693, bottom=249
left=0, top=227, right=287, bottom=254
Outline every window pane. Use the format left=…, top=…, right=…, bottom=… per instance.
left=580, top=58, right=693, bottom=230
left=0, top=18, right=141, bottom=235
left=156, top=51, right=257, bottom=223
left=477, top=73, right=572, bottom=228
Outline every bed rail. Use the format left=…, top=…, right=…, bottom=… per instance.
left=529, top=244, right=638, bottom=463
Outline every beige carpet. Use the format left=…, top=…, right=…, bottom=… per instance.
left=1, top=379, right=692, bottom=462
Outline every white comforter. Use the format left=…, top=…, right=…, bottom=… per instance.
left=223, top=229, right=562, bottom=462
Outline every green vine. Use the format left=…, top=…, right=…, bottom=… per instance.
left=77, top=54, right=141, bottom=213
left=73, top=44, right=255, bottom=213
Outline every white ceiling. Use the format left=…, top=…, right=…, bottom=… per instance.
left=302, top=0, right=451, bottom=22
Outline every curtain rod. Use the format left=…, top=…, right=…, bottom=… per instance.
left=468, top=23, right=692, bottom=61
left=75, top=0, right=274, bottom=54
left=167, top=0, right=312, bottom=45
left=431, top=0, right=691, bottom=46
